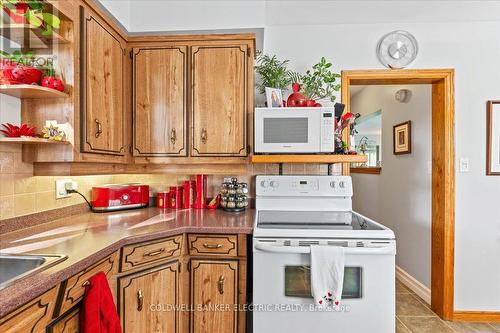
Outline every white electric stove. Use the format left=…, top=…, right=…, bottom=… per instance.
left=253, top=175, right=396, bottom=333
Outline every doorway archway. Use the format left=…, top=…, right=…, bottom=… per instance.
left=341, top=69, right=455, bottom=320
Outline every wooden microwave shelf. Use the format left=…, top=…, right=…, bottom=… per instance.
left=0, top=137, right=70, bottom=145
left=0, top=85, right=68, bottom=99
left=0, top=24, right=70, bottom=47
left=251, top=154, right=368, bottom=164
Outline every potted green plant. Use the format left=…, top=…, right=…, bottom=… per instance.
left=254, top=51, right=293, bottom=95
left=288, top=57, right=341, bottom=106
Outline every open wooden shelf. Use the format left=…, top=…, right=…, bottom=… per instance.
left=251, top=154, right=368, bottom=164
left=0, top=85, right=68, bottom=98
left=0, top=24, right=70, bottom=48
left=0, top=137, right=70, bottom=145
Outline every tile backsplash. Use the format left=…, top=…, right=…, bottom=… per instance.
left=0, top=143, right=340, bottom=220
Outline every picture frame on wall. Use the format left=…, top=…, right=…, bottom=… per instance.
left=393, top=121, right=412, bottom=155
left=487, top=100, right=500, bottom=175
left=265, top=87, right=283, bottom=107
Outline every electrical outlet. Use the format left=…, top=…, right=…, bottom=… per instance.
left=459, top=158, right=470, bottom=173
left=56, top=179, right=77, bottom=199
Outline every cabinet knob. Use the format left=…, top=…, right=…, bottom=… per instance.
left=170, top=128, right=177, bottom=145
left=137, top=289, right=144, bottom=311
left=218, top=275, right=225, bottom=295
left=201, top=128, right=208, bottom=144
left=95, top=119, right=102, bottom=138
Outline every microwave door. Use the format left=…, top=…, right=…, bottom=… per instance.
left=255, top=109, right=321, bottom=153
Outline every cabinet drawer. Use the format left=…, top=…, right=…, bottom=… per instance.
left=59, top=252, right=119, bottom=314
left=188, top=234, right=238, bottom=256
left=0, top=287, right=58, bottom=333
left=121, top=235, right=182, bottom=272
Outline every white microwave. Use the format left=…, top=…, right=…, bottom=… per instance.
left=254, top=107, right=336, bottom=153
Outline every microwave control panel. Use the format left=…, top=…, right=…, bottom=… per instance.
left=320, top=109, right=335, bottom=152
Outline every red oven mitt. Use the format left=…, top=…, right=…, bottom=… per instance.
left=80, top=271, right=122, bottom=333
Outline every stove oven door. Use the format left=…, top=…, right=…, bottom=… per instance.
left=252, top=239, right=396, bottom=333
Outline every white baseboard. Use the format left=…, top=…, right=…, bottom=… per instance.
left=396, top=265, right=431, bottom=305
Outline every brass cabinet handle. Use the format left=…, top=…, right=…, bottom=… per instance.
left=170, top=128, right=177, bottom=145
left=95, top=119, right=102, bottom=138
left=143, top=248, right=165, bottom=257
left=203, top=243, right=222, bottom=249
left=218, top=275, right=225, bottom=295
left=201, top=128, right=207, bottom=144
left=137, top=289, right=144, bottom=311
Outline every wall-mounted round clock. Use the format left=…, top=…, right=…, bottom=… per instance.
left=377, top=30, right=418, bottom=69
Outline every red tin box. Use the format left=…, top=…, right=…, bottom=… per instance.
left=91, top=184, right=149, bottom=212
left=157, top=191, right=170, bottom=209
left=193, top=175, right=207, bottom=209
left=169, top=186, right=183, bottom=209
left=183, top=180, right=196, bottom=209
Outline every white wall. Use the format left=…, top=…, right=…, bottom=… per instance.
left=0, top=94, right=20, bottom=125
left=127, top=0, right=265, bottom=32
left=351, top=85, right=432, bottom=288
left=98, top=0, right=131, bottom=31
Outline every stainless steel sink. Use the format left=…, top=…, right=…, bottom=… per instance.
left=0, top=254, right=67, bottom=289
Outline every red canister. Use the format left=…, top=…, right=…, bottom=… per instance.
left=193, top=175, right=207, bottom=209
left=169, top=186, right=183, bottom=209
left=183, top=180, right=196, bottom=209
left=157, top=191, right=169, bottom=209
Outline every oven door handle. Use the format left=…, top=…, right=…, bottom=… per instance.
left=254, top=243, right=396, bottom=255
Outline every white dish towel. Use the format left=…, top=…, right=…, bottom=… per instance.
left=310, top=245, right=345, bottom=307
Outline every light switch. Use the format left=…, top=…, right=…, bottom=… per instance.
left=459, top=158, right=470, bottom=172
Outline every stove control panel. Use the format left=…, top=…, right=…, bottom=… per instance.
left=256, top=176, right=353, bottom=197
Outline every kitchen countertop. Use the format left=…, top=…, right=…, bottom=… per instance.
left=0, top=207, right=255, bottom=317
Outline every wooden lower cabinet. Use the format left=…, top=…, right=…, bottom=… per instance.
left=0, top=287, right=58, bottom=333
left=190, top=259, right=239, bottom=333
left=118, top=260, right=180, bottom=333
left=47, top=306, right=80, bottom=333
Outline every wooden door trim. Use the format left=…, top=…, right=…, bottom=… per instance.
left=132, top=46, right=188, bottom=157
left=80, top=7, right=126, bottom=156
left=341, top=69, right=455, bottom=320
left=190, top=44, right=248, bottom=156
left=486, top=100, right=500, bottom=175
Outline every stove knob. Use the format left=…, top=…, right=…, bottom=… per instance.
left=330, top=181, right=336, bottom=188
left=339, top=181, right=345, bottom=189
left=122, top=194, right=130, bottom=201
left=270, top=181, right=279, bottom=188
left=260, top=180, right=269, bottom=188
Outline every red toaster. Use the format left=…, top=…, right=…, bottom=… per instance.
left=91, top=184, right=149, bottom=212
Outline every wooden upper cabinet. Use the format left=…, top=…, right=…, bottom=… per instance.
left=190, top=259, right=239, bottom=333
left=133, top=47, right=187, bottom=156
left=81, top=7, right=126, bottom=155
left=191, top=44, right=248, bottom=156
left=119, top=261, right=180, bottom=333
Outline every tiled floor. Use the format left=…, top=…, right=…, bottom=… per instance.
left=396, top=279, right=499, bottom=333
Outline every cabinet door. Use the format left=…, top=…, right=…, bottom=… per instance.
left=133, top=47, right=187, bottom=156
left=190, top=259, right=238, bottom=333
left=118, top=261, right=179, bottom=333
left=47, top=306, right=80, bottom=333
left=191, top=45, right=248, bottom=156
left=0, top=287, right=58, bottom=333
left=81, top=7, right=126, bottom=155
